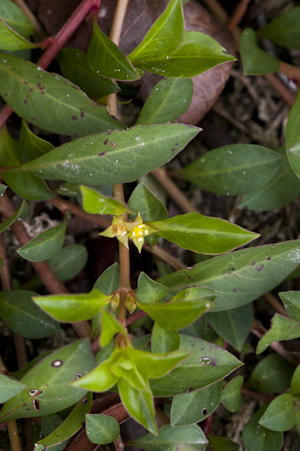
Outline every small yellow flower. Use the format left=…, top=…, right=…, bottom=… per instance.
left=99, top=213, right=157, bottom=253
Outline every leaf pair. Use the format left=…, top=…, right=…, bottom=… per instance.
left=87, top=0, right=234, bottom=82
left=73, top=311, right=189, bottom=434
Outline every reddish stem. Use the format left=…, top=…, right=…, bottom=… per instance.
left=0, top=0, right=101, bottom=128
left=37, top=0, right=101, bottom=69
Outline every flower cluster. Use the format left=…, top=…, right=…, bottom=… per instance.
left=99, top=213, right=157, bottom=252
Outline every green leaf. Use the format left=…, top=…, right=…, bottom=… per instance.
left=175, top=144, right=283, bottom=196
left=287, top=90, right=300, bottom=178
left=0, top=53, right=124, bottom=136
left=256, top=313, right=300, bottom=354
left=128, top=424, right=208, bottom=451
left=247, top=354, right=294, bottom=394
left=85, top=414, right=120, bottom=445
left=291, top=364, right=300, bottom=395
left=17, top=220, right=66, bottom=262
left=136, top=272, right=168, bottom=304
left=295, top=398, right=300, bottom=436
left=221, top=376, right=244, bottom=413
left=257, top=6, right=300, bottom=50
left=150, top=334, right=243, bottom=396
left=132, top=31, right=235, bottom=78
left=54, top=182, right=81, bottom=197
left=0, top=200, right=28, bottom=233
left=239, top=147, right=300, bottom=211
left=148, top=213, right=259, bottom=255
left=168, top=441, right=203, bottom=451
left=242, top=404, right=283, bottom=451
left=93, top=262, right=120, bottom=294
left=80, top=185, right=130, bottom=215
left=0, top=0, right=34, bottom=37
left=151, top=323, right=180, bottom=353
left=171, top=381, right=223, bottom=426
left=259, top=393, right=296, bottom=431
left=57, top=48, right=119, bottom=99
left=279, top=291, right=300, bottom=321
left=288, top=143, right=300, bottom=182
left=33, top=289, right=111, bottom=323
left=88, top=20, right=139, bottom=81
left=37, top=393, right=92, bottom=447
left=0, top=182, right=6, bottom=196
left=100, top=310, right=127, bottom=347
left=136, top=78, right=193, bottom=125
left=12, top=124, right=199, bottom=185
left=0, top=290, right=59, bottom=338
left=208, top=436, right=239, bottom=451
left=137, top=289, right=214, bottom=330
left=240, top=28, right=280, bottom=75
left=0, top=18, right=36, bottom=51
left=0, top=125, right=54, bottom=201
left=0, top=339, right=95, bottom=421
left=118, top=378, right=157, bottom=435
left=128, top=183, right=168, bottom=222
left=0, top=375, right=26, bottom=403
left=25, top=244, right=89, bottom=289
left=158, top=240, right=300, bottom=312
left=48, top=245, right=88, bottom=283
left=40, top=414, right=68, bottom=451
left=19, top=119, right=54, bottom=162
left=128, top=0, right=184, bottom=66
left=208, top=304, right=254, bottom=351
